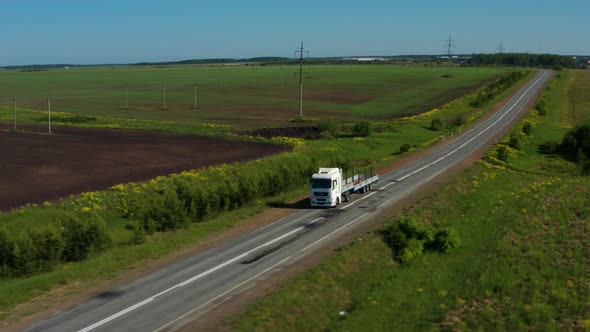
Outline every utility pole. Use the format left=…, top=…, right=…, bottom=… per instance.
left=125, top=85, right=129, bottom=110
left=295, top=41, right=309, bottom=118
left=569, top=88, right=577, bottom=121
left=48, top=97, right=52, bottom=134
left=13, top=96, right=16, bottom=130
left=194, top=83, right=199, bottom=110
left=252, top=67, right=256, bottom=88
left=280, top=64, right=284, bottom=88
left=444, top=35, right=455, bottom=72
left=162, top=84, right=167, bottom=109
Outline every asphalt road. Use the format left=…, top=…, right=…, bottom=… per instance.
left=26, top=69, right=552, bottom=332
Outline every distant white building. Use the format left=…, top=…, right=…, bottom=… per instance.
left=342, top=57, right=385, bottom=62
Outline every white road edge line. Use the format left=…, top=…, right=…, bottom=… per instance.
left=395, top=72, right=545, bottom=183
left=380, top=181, right=396, bottom=190
left=77, top=217, right=324, bottom=332
left=77, top=298, right=154, bottom=332
left=153, top=212, right=369, bottom=332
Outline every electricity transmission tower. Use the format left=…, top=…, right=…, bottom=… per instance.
left=295, top=41, right=309, bottom=118
left=496, top=42, right=504, bottom=66
left=444, top=35, right=456, bottom=71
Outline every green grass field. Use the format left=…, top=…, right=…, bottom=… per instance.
left=0, top=65, right=506, bottom=129
left=228, top=70, right=590, bottom=331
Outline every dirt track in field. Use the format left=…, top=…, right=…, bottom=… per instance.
left=0, top=124, right=288, bottom=212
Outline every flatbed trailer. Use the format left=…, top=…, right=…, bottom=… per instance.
left=309, top=167, right=379, bottom=207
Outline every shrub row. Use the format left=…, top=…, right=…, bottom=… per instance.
left=380, top=216, right=459, bottom=264
left=469, top=71, right=527, bottom=108
left=0, top=212, right=110, bottom=277
left=114, top=154, right=319, bottom=239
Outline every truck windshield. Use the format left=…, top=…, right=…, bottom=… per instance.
left=310, top=178, right=332, bottom=189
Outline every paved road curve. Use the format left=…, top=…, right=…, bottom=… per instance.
left=26, top=70, right=552, bottom=332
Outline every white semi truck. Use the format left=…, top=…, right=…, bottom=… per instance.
left=309, top=167, right=379, bottom=207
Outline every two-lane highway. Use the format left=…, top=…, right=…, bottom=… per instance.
left=26, top=69, right=552, bottom=332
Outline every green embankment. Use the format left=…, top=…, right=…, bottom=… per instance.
left=0, top=67, right=527, bottom=321
left=229, top=71, right=590, bottom=331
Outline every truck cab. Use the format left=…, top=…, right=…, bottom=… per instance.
left=309, top=168, right=342, bottom=207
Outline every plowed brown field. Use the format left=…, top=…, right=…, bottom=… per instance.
left=0, top=125, right=288, bottom=211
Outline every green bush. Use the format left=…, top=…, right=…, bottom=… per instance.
left=538, top=141, right=558, bottom=154
left=12, top=235, right=37, bottom=276
left=352, top=121, right=373, bottom=137
left=449, top=115, right=466, bottom=128
left=576, top=149, right=590, bottom=175
left=380, top=216, right=430, bottom=264
left=557, top=124, right=590, bottom=158
left=381, top=216, right=459, bottom=264
left=536, top=100, right=547, bottom=116
left=508, top=133, right=522, bottom=150
left=0, top=230, right=15, bottom=275
left=430, top=118, right=444, bottom=131
left=317, top=120, right=338, bottom=138
left=554, top=124, right=590, bottom=175
left=522, top=121, right=532, bottom=136
left=61, top=213, right=111, bottom=262
left=399, top=238, right=425, bottom=264
left=497, top=146, right=509, bottom=162
left=126, top=222, right=147, bottom=244
left=31, top=228, right=64, bottom=271
left=398, top=144, right=414, bottom=154
left=426, top=228, right=460, bottom=253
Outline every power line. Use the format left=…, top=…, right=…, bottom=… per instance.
left=294, top=41, right=309, bottom=118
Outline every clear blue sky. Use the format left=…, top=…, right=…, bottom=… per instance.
left=2, top=0, right=588, bottom=66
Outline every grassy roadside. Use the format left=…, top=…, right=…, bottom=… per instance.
left=0, top=69, right=533, bottom=324
left=228, top=70, right=590, bottom=331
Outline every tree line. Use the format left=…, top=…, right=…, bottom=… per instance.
left=469, top=53, right=575, bottom=68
